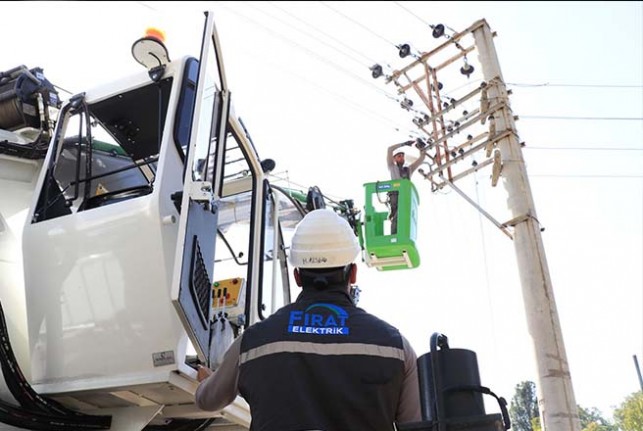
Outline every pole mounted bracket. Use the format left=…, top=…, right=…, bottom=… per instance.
left=491, top=149, right=502, bottom=186
left=502, top=213, right=546, bottom=232
left=501, top=213, right=531, bottom=228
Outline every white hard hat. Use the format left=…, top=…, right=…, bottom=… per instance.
left=289, top=209, right=360, bottom=269
left=393, top=148, right=406, bottom=157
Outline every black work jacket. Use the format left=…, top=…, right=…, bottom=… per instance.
left=238, top=285, right=406, bottom=431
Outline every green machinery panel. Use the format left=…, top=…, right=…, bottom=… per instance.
left=362, top=179, right=420, bottom=271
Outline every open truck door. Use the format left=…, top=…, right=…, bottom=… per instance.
left=171, top=11, right=230, bottom=364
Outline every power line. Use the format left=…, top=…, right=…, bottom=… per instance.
left=530, top=174, right=643, bottom=178
left=525, top=146, right=643, bottom=151
left=265, top=1, right=377, bottom=66
left=319, top=1, right=398, bottom=48
left=268, top=171, right=349, bottom=203
left=390, top=4, right=641, bottom=91
left=508, top=82, right=643, bottom=89
left=520, top=115, right=642, bottom=121
left=135, top=3, right=642, bottom=149
left=392, top=0, right=432, bottom=28
left=138, top=2, right=639, bottom=96
left=258, top=4, right=432, bottom=131
left=147, top=2, right=428, bottom=142
left=392, top=0, right=458, bottom=34
left=391, top=0, right=466, bottom=55
left=215, top=3, right=396, bottom=98
left=218, top=3, right=424, bottom=136
left=234, top=7, right=642, bottom=132
left=472, top=169, right=502, bottom=385
left=247, top=2, right=369, bottom=69
left=248, top=5, right=396, bottom=98
left=135, top=1, right=156, bottom=11
left=223, top=8, right=419, bottom=133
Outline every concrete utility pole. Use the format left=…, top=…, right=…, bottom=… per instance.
left=472, top=22, right=581, bottom=431
left=380, top=18, right=581, bottom=431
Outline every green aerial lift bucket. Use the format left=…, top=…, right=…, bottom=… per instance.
left=362, top=179, right=420, bottom=271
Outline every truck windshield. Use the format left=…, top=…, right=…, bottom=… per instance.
left=33, top=77, right=173, bottom=222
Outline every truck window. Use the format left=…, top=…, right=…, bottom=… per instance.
left=259, top=183, right=292, bottom=317
left=33, top=78, right=172, bottom=222
left=209, top=127, right=254, bottom=326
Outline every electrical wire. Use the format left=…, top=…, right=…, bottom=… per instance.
left=218, top=2, right=394, bottom=96
left=530, top=174, right=643, bottom=178
left=392, top=0, right=432, bottom=27
left=238, top=3, right=420, bottom=134
left=134, top=2, right=642, bottom=145
left=391, top=0, right=459, bottom=35
left=525, top=146, right=642, bottom=151
left=133, top=2, right=643, bottom=180
left=268, top=172, right=350, bottom=205
left=318, top=1, right=399, bottom=49
left=391, top=0, right=466, bottom=52
left=224, top=12, right=641, bottom=178
left=244, top=2, right=370, bottom=70
left=472, top=170, right=501, bottom=389
left=214, top=2, right=412, bottom=134
left=265, top=1, right=378, bottom=66
left=520, top=115, right=642, bottom=121
left=507, top=82, right=643, bottom=88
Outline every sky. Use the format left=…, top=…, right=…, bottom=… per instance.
left=2, top=0, right=642, bottom=423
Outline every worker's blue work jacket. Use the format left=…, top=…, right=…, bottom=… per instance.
left=239, top=284, right=406, bottom=431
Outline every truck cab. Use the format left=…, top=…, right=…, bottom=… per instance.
left=0, top=12, right=300, bottom=430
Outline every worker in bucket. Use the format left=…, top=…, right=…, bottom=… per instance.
left=387, top=141, right=426, bottom=235
left=195, top=209, right=421, bottom=430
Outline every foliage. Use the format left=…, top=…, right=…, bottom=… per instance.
left=613, top=391, right=643, bottom=431
left=509, top=380, right=619, bottom=431
left=509, top=381, right=540, bottom=431
left=578, top=405, right=617, bottom=431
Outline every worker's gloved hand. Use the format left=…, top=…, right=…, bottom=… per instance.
left=197, top=365, right=213, bottom=382
left=414, top=138, right=427, bottom=150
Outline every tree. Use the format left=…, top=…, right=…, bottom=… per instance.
left=613, top=391, right=643, bottom=431
left=577, top=405, right=617, bottom=431
left=509, top=380, right=618, bottom=431
left=509, top=381, right=540, bottom=431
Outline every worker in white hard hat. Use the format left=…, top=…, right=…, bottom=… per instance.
left=195, top=209, right=421, bottom=430
left=387, top=140, right=426, bottom=234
